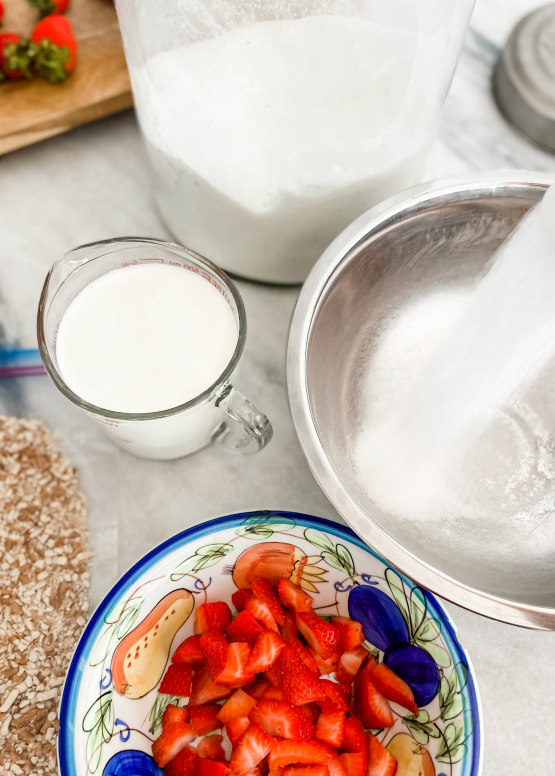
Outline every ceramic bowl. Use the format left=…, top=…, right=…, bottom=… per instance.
left=59, top=511, right=482, bottom=776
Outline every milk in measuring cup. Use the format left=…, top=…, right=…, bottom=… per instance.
left=130, top=15, right=441, bottom=283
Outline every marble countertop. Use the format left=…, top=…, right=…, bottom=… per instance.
left=1, top=1, right=554, bottom=773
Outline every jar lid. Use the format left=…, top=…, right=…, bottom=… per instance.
left=492, top=4, right=555, bottom=153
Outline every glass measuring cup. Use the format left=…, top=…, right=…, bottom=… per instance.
left=37, top=238, right=272, bottom=460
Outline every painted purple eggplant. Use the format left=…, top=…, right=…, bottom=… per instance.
left=348, top=584, right=410, bottom=652
left=383, top=642, right=440, bottom=706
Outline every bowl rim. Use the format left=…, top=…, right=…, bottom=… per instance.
left=287, top=171, right=555, bottom=631
left=57, top=510, right=482, bottom=776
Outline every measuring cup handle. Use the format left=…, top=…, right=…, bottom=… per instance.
left=212, top=384, right=273, bottom=454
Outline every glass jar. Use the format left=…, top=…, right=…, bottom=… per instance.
left=116, top=0, right=475, bottom=283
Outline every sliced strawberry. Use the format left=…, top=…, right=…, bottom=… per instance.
left=247, top=631, right=285, bottom=674
left=244, top=678, right=271, bottom=699
left=309, top=648, right=339, bottom=677
left=227, top=610, right=264, bottom=646
left=281, top=610, right=298, bottom=643
left=226, top=716, right=251, bottom=746
left=278, top=579, right=314, bottom=613
left=289, top=637, right=320, bottom=676
left=159, top=664, right=193, bottom=697
left=268, top=741, right=333, bottom=770
left=367, top=733, right=398, bottom=776
left=264, top=661, right=283, bottom=688
left=336, top=647, right=368, bottom=685
left=173, top=635, right=205, bottom=668
left=339, top=753, right=365, bottom=776
left=296, top=612, right=340, bottom=659
left=189, top=666, right=232, bottom=706
left=340, top=716, right=366, bottom=754
left=196, top=602, right=232, bottom=634
left=217, top=689, right=258, bottom=724
left=327, top=759, right=347, bottom=776
left=279, top=645, right=326, bottom=706
left=260, top=686, right=285, bottom=701
left=197, top=759, right=231, bottom=776
left=197, top=734, right=226, bottom=761
left=216, top=641, right=254, bottom=687
left=189, top=703, right=222, bottom=735
left=299, top=702, right=320, bottom=725
left=200, top=632, right=229, bottom=679
left=331, top=618, right=364, bottom=652
left=353, top=663, right=394, bottom=729
left=152, top=724, right=196, bottom=767
left=163, top=745, right=199, bottom=776
left=162, top=704, right=190, bottom=728
left=318, top=679, right=350, bottom=713
left=251, top=578, right=285, bottom=626
left=283, top=767, right=328, bottom=776
left=233, top=589, right=255, bottom=612
left=315, top=708, right=345, bottom=748
left=369, top=663, right=417, bottom=714
left=249, top=699, right=315, bottom=741
left=245, top=596, right=280, bottom=633
left=230, top=725, right=274, bottom=776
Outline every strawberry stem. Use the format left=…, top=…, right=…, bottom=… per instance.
left=31, top=39, right=70, bottom=83
left=27, top=0, right=56, bottom=19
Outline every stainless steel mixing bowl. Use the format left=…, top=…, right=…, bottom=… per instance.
left=288, top=173, right=554, bottom=629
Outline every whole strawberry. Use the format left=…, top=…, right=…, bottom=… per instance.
left=0, top=32, right=34, bottom=80
left=28, top=0, right=71, bottom=19
left=30, top=14, right=76, bottom=82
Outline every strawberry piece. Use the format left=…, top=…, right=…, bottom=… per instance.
left=197, top=759, right=231, bottom=776
left=164, top=745, right=199, bottom=776
left=318, top=679, right=350, bottom=713
left=216, top=641, right=254, bottom=687
left=159, top=664, right=193, bottom=697
left=353, top=663, right=394, bottom=729
left=289, top=638, right=320, bottom=676
left=367, top=733, right=398, bottom=776
left=268, top=741, right=333, bottom=769
left=218, top=689, right=258, bottom=724
left=233, top=589, right=254, bottom=612
left=247, top=631, right=285, bottom=674
left=309, top=648, right=339, bottom=677
left=189, top=666, right=232, bottom=706
left=230, top=725, right=274, bottom=776
left=264, top=661, right=283, bottom=688
left=369, top=663, right=417, bottom=713
left=331, top=618, right=364, bottom=652
left=197, top=734, right=226, bottom=761
left=279, top=645, right=326, bottom=706
left=338, top=753, right=365, bottom=776
left=278, top=580, right=314, bottom=613
left=196, top=602, right=232, bottom=634
left=200, top=632, right=229, bottom=679
left=281, top=610, right=298, bottom=643
left=336, top=647, right=368, bottom=685
left=244, top=678, right=271, bottom=699
left=283, top=768, right=328, bottom=776
left=226, top=716, right=251, bottom=746
left=227, top=610, right=264, bottom=646
left=315, top=708, right=345, bottom=748
left=162, top=704, right=190, bottom=729
left=340, top=716, right=366, bottom=754
left=296, top=612, right=340, bottom=660
left=190, top=704, right=222, bottom=735
left=299, top=702, right=320, bottom=725
left=327, top=760, right=347, bottom=776
left=260, top=686, right=285, bottom=701
left=30, top=15, right=76, bottom=83
left=152, top=724, right=196, bottom=767
left=245, top=596, right=280, bottom=633
left=173, top=635, right=205, bottom=667
left=252, top=578, right=285, bottom=626
left=249, top=699, right=315, bottom=741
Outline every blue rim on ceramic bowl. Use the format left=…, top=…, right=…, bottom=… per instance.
left=58, top=511, right=483, bottom=776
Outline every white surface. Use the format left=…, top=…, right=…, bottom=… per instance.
left=0, top=1, right=554, bottom=773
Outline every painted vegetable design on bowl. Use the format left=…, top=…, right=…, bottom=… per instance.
left=65, top=513, right=480, bottom=776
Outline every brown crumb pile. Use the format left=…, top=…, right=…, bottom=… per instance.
left=0, top=416, right=91, bottom=775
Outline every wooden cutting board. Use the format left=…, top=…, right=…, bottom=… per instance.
left=0, top=0, right=132, bottom=155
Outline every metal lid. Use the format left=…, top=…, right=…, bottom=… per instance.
left=493, top=4, right=555, bottom=153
